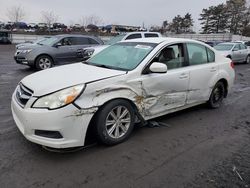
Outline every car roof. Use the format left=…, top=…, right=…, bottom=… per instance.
left=217, top=42, right=237, bottom=45
left=55, top=34, right=99, bottom=38
left=119, top=37, right=201, bottom=44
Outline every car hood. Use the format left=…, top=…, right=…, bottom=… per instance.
left=17, top=44, right=49, bottom=50
left=21, top=63, right=126, bottom=96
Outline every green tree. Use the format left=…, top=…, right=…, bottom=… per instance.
left=226, top=0, right=246, bottom=34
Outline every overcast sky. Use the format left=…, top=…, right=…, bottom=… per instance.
left=0, top=0, right=226, bottom=31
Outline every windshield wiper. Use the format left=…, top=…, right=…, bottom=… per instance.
left=82, top=61, right=128, bottom=71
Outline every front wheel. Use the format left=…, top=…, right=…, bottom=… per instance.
left=207, top=82, right=225, bottom=109
left=95, top=100, right=135, bottom=145
left=35, top=55, right=53, bottom=70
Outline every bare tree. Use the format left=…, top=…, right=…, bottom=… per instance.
left=6, top=5, right=25, bottom=23
left=80, top=15, right=103, bottom=27
left=41, top=11, right=58, bottom=33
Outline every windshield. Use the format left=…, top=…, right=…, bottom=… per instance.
left=37, top=37, right=59, bottom=46
left=214, top=44, right=234, bottom=51
left=105, top=34, right=126, bottom=45
left=0, top=32, right=8, bottom=37
left=87, top=42, right=156, bottom=71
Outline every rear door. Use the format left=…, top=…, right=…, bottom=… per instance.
left=186, top=43, right=218, bottom=104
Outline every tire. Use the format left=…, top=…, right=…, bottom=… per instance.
left=207, top=82, right=225, bottom=109
left=95, top=99, right=135, bottom=145
left=245, top=55, right=250, bottom=64
left=35, top=55, right=53, bottom=70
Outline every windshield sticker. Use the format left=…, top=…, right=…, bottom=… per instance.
left=135, top=45, right=152, bottom=50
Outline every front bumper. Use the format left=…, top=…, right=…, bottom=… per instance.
left=14, top=55, right=34, bottom=66
left=11, top=93, right=94, bottom=148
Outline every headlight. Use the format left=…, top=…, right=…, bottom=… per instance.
left=84, top=49, right=94, bottom=57
left=21, top=49, right=32, bottom=54
left=32, top=84, right=85, bottom=110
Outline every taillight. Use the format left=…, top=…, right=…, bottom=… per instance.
left=230, top=61, right=234, bottom=69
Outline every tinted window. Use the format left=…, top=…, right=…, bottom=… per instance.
left=207, top=47, right=215, bottom=62
left=145, top=33, right=159, bottom=38
left=158, top=44, right=185, bottom=70
left=187, top=43, right=208, bottom=65
left=88, top=38, right=99, bottom=44
left=70, top=37, right=89, bottom=45
left=125, top=34, right=142, bottom=40
left=60, top=37, right=72, bottom=46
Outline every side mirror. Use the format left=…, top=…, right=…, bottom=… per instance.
left=54, top=43, right=62, bottom=48
left=149, top=62, right=168, bottom=73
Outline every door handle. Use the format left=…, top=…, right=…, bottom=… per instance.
left=179, top=73, right=188, bottom=79
left=210, top=67, right=217, bottom=72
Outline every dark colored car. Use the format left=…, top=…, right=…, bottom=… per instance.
left=14, top=34, right=104, bottom=70
left=0, top=31, right=12, bottom=44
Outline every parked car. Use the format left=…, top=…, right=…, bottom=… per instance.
left=16, top=37, right=51, bottom=49
left=235, top=41, right=250, bottom=49
left=11, top=38, right=235, bottom=149
left=205, top=41, right=223, bottom=47
left=14, top=34, right=104, bottom=70
left=214, top=42, right=250, bottom=63
left=0, top=31, right=12, bottom=44
left=83, top=32, right=162, bottom=59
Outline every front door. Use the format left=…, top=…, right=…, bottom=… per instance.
left=139, top=43, right=189, bottom=118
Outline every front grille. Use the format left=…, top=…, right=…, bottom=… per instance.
left=16, top=83, right=33, bottom=107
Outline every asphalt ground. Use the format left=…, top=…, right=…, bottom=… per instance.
left=0, top=44, right=250, bottom=188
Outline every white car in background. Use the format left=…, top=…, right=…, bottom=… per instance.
left=214, top=42, right=250, bottom=64
left=83, top=32, right=162, bottom=59
left=11, top=38, right=235, bottom=149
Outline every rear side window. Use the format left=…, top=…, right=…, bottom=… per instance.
left=75, top=37, right=90, bottom=45
left=125, top=34, right=142, bottom=40
left=206, top=47, right=215, bottom=62
left=187, top=43, right=209, bottom=65
left=240, top=44, right=247, bottom=49
left=145, top=33, right=159, bottom=38
left=88, top=38, right=99, bottom=44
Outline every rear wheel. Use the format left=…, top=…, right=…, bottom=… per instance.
left=207, top=82, right=225, bottom=109
left=245, top=55, right=250, bottom=64
left=95, top=99, right=135, bottom=145
left=35, top=55, right=53, bottom=70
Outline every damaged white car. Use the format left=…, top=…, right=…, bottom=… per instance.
left=11, top=38, right=235, bottom=149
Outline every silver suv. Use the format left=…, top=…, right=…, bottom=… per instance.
left=14, top=34, right=104, bottom=70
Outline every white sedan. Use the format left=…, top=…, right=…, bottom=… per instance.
left=11, top=38, right=235, bottom=149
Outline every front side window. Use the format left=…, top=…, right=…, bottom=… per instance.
left=233, top=44, right=240, bottom=51
left=125, top=34, right=142, bottom=40
left=88, top=42, right=156, bottom=71
left=157, top=44, right=185, bottom=70
left=187, top=43, right=208, bottom=65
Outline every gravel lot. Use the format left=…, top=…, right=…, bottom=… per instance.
left=0, top=44, right=250, bottom=188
